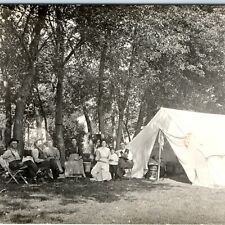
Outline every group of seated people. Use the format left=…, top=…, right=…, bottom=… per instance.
left=90, top=140, right=134, bottom=182
left=0, top=138, right=63, bottom=182
left=0, top=137, right=134, bottom=183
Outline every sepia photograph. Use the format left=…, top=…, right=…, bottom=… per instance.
left=0, top=3, right=225, bottom=224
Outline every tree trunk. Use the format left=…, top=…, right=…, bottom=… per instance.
left=116, top=108, right=125, bottom=150
left=35, top=86, right=48, bottom=131
left=4, top=80, right=12, bottom=147
left=53, top=6, right=84, bottom=165
left=35, top=108, right=44, bottom=140
left=13, top=64, right=35, bottom=154
left=83, top=104, right=92, bottom=135
left=124, top=101, right=131, bottom=142
left=145, top=99, right=157, bottom=125
left=55, top=73, right=65, bottom=165
left=115, top=97, right=130, bottom=149
left=12, top=6, right=47, bottom=154
left=111, top=103, right=117, bottom=149
left=115, top=36, right=136, bottom=148
left=124, top=121, right=131, bottom=142
left=134, top=98, right=147, bottom=137
left=97, top=41, right=107, bottom=135
left=54, top=7, right=66, bottom=165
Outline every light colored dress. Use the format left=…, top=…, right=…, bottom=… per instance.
left=91, top=147, right=112, bottom=181
left=65, top=153, right=86, bottom=177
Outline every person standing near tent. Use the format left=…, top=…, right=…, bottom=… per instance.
left=91, top=140, right=112, bottom=181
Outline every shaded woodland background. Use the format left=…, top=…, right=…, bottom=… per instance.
left=0, top=5, right=225, bottom=162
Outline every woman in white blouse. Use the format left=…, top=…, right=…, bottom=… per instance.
left=91, top=140, right=112, bottom=181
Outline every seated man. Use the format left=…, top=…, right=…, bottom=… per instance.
left=43, top=141, right=63, bottom=174
left=32, top=139, right=61, bottom=180
left=117, top=148, right=134, bottom=178
left=2, top=139, right=38, bottom=179
left=2, top=139, right=22, bottom=170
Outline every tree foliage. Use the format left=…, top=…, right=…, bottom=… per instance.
left=1, top=5, right=225, bottom=152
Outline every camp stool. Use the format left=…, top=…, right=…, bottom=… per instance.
left=6, top=166, right=28, bottom=185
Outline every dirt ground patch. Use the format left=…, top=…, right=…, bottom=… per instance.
left=0, top=176, right=224, bottom=224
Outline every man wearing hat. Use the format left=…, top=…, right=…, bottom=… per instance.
left=2, top=139, right=22, bottom=170
left=2, top=138, right=38, bottom=179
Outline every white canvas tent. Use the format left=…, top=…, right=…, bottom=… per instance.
left=128, top=107, right=225, bottom=187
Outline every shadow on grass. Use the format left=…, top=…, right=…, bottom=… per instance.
left=0, top=177, right=180, bottom=206
left=168, top=173, right=191, bottom=184
left=10, top=214, right=34, bottom=223
left=0, top=177, right=193, bottom=223
left=0, top=199, right=27, bottom=210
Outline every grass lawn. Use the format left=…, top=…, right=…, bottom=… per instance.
left=0, top=175, right=224, bottom=224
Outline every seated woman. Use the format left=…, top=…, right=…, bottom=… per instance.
left=117, top=148, right=134, bottom=178
left=65, top=153, right=86, bottom=178
left=91, top=140, right=112, bottom=182
left=65, top=138, right=86, bottom=177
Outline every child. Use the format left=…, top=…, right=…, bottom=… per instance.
left=109, top=148, right=119, bottom=180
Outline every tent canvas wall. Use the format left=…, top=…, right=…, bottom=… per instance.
left=128, top=107, right=225, bottom=187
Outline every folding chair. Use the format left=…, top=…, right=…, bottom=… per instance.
left=6, top=165, right=28, bottom=185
